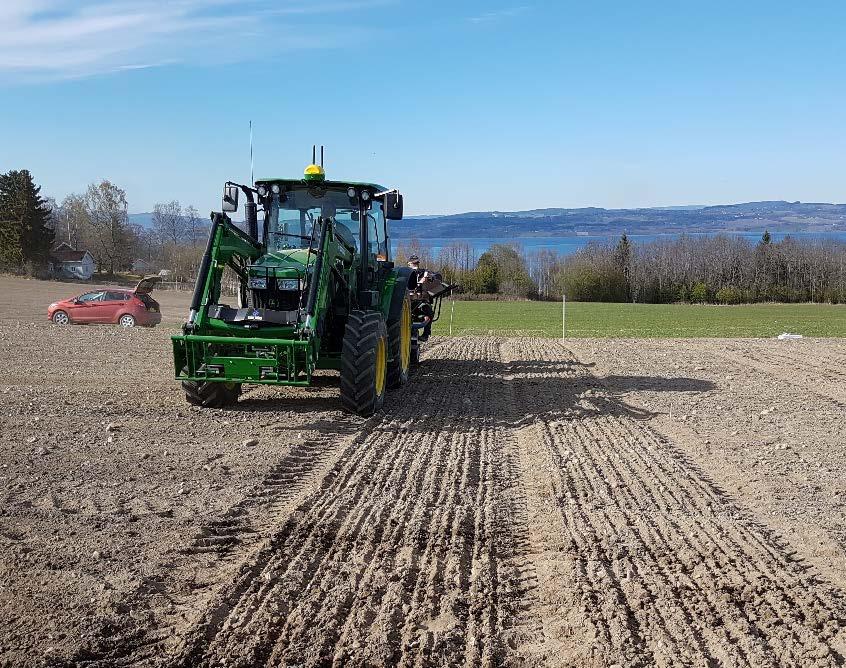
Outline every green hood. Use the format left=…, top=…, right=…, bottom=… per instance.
left=251, top=249, right=314, bottom=277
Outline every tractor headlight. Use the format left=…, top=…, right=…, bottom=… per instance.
left=347, top=187, right=357, bottom=199
left=278, top=279, right=300, bottom=291
left=360, top=190, right=370, bottom=202
left=257, top=186, right=267, bottom=197
left=271, top=184, right=281, bottom=194
left=248, top=277, right=267, bottom=289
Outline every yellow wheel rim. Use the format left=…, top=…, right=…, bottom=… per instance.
left=375, top=336, right=387, bottom=396
left=400, top=300, right=411, bottom=372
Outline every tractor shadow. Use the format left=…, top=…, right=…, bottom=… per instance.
left=393, top=357, right=716, bottom=431
left=229, top=373, right=345, bottom=416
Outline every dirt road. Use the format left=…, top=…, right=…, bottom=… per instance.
left=2, top=276, right=846, bottom=666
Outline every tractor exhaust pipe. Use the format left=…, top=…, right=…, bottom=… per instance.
left=245, top=200, right=258, bottom=241
left=303, top=216, right=330, bottom=334
left=187, top=213, right=221, bottom=330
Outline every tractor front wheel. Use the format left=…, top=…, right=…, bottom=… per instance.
left=387, top=297, right=412, bottom=388
left=340, top=311, right=388, bottom=416
left=181, top=368, right=241, bottom=408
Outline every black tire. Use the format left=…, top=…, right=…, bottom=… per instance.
left=386, top=296, right=412, bottom=388
left=181, top=367, right=241, bottom=408
left=340, top=311, right=388, bottom=416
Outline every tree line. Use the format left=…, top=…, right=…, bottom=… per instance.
left=397, top=232, right=846, bottom=304
left=4, top=167, right=845, bottom=304
left=0, top=168, right=208, bottom=279
left=55, top=189, right=207, bottom=278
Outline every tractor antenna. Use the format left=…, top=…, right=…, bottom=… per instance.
left=320, top=145, right=324, bottom=168
left=312, top=145, right=316, bottom=164
left=249, top=120, right=254, bottom=186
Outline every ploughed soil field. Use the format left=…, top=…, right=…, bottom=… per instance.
left=2, top=275, right=846, bottom=667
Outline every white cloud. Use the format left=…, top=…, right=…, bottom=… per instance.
left=468, top=6, right=528, bottom=24
left=0, top=0, right=386, bottom=82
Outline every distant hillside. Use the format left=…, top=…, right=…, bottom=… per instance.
left=128, top=213, right=154, bottom=228
left=399, top=201, right=846, bottom=238
left=129, top=201, right=846, bottom=239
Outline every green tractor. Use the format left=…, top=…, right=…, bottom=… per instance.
left=171, top=154, right=415, bottom=416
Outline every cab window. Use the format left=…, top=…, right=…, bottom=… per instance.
left=367, top=201, right=388, bottom=260
left=105, top=291, right=128, bottom=301
left=78, top=291, right=105, bottom=303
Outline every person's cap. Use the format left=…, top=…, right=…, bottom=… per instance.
left=408, top=255, right=419, bottom=262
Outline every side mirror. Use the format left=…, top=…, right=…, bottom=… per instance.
left=222, top=184, right=239, bottom=212
left=385, top=192, right=403, bottom=220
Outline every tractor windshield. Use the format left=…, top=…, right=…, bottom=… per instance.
left=269, top=189, right=359, bottom=251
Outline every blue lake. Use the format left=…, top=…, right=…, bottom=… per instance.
left=393, top=231, right=846, bottom=258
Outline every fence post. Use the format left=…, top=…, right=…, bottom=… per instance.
left=562, top=294, right=566, bottom=341
left=449, top=299, right=456, bottom=336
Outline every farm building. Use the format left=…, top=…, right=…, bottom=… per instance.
left=50, top=243, right=95, bottom=280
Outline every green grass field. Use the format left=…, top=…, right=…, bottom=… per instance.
left=431, top=300, right=846, bottom=338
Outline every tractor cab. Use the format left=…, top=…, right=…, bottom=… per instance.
left=227, top=151, right=403, bottom=314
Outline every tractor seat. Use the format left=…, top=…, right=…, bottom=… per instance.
left=334, top=222, right=357, bottom=250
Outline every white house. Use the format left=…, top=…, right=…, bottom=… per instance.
left=50, top=243, right=96, bottom=280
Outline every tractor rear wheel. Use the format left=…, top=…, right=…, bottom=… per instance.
left=181, top=368, right=241, bottom=408
left=387, top=297, right=412, bottom=388
left=340, top=311, right=388, bottom=416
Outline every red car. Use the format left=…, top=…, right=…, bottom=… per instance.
left=48, top=276, right=162, bottom=328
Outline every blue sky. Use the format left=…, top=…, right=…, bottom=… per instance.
left=1, top=0, right=845, bottom=215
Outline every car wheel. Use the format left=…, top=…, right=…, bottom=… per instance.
left=119, top=314, right=136, bottom=328
left=52, top=310, right=70, bottom=325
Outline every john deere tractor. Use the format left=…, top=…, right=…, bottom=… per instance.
left=171, top=154, right=414, bottom=416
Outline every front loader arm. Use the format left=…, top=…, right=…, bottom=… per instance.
left=186, top=212, right=262, bottom=332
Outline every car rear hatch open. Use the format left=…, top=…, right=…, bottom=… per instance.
left=135, top=275, right=162, bottom=312
left=134, top=275, right=161, bottom=295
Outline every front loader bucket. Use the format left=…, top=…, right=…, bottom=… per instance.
left=173, top=334, right=314, bottom=386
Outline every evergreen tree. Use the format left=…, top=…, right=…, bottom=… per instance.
left=0, top=213, right=22, bottom=267
left=0, top=170, right=54, bottom=266
left=761, top=230, right=772, bottom=245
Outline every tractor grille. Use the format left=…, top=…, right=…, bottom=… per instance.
left=249, top=288, right=302, bottom=311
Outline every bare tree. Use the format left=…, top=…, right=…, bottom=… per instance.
left=152, top=200, right=185, bottom=248
left=58, top=194, right=89, bottom=248
left=83, top=181, right=131, bottom=274
left=394, top=236, right=434, bottom=268
left=184, top=205, right=203, bottom=247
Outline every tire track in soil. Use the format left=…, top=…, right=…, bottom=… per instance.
left=67, top=336, right=846, bottom=667
left=162, top=337, right=525, bottom=667
left=70, top=419, right=362, bottom=667
left=499, top=338, right=846, bottom=667
left=713, top=345, right=846, bottom=405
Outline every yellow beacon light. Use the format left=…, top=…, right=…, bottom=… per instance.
left=303, top=163, right=325, bottom=182
left=304, top=145, right=326, bottom=182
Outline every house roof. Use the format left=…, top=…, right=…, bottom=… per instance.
left=52, top=249, right=91, bottom=263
